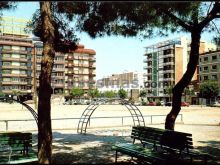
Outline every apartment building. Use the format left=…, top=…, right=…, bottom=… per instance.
left=65, top=44, right=96, bottom=94
left=33, top=41, right=96, bottom=95
left=97, top=71, right=146, bottom=93
left=199, top=50, right=220, bottom=86
left=0, top=17, right=33, bottom=97
left=143, top=36, right=216, bottom=102
left=0, top=16, right=96, bottom=98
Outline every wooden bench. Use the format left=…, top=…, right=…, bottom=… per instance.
left=0, top=132, right=38, bottom=164
left=113, top=126, right=211, bottom=164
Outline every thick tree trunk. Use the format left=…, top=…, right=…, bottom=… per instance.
left=165, top=27, right=201, bottom=130
left=38, top=2, right=55, bottom=164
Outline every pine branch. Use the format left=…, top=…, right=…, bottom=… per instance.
left=199, top=2, right=220, bottom=29
left=158, top=8, right=192, bottom=32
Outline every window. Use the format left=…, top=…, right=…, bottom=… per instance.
left=3, top=62, right=11, bottom=66
left=12, top=62, right=20, bottom=66
left=212, top=55, right=217, bottom=61
left=12, top=46, right=20, bottom=50
left=20, top=63, right=26, bottom=66
left=20, top=54, right=26, bottom=58
left=204, top=76, right=208, bottom=80
left=2, top=70, right=11, bottom=74
left=2, top=54, right=11, bottom=58
left=57, top=72, right=63, bottom=76
left=20, top=47, right=26, bottom=51
left=11, top=54, right=20, bottom=58
left=203, top=66, right=208, bottom=71
left=211, top=75, right=217, bottom=80
left=3, top=45, right=11, bottom=50
left=3, top=78, right=11, bottom=82
left=12, top=78, right=20, bottom=82
left=212, top=65, right=217, bottom=70
left=12, top=70, right=20, bottom=74
left=204, top=57, right=208, bottom=61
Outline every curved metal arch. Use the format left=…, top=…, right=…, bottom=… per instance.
left=77, top=98, right=145, bottom=134
left=0, top=97, right=38, bottom=127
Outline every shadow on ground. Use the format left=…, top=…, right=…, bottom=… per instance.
left=195, top=140, right=220, bottom=164
left=31, top=132, right=220, bottom=164
left=51, top=132, right=131, bottom=164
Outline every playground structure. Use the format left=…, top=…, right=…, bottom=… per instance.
left=0, top=97, right=38, bottom=127
left=77, top=98, right=145, bottom=134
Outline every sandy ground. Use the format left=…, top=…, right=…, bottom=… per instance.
left=0, top=102, right=220, bottom=164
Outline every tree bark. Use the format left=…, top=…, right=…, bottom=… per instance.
left=38, top=2, right=55, bottom=164
left=165, top=27, right=201, bottom=130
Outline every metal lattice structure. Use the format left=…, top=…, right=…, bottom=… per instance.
left=77, top=98, right=145, bottom=134
left=0, top=97, right=38, bottom=127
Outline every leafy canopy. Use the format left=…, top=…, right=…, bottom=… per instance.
left=118, top=88, right=127, bottom=99
left=70, top=87, right=84, bottom=98
left=199, top=81, right=220, bottom=99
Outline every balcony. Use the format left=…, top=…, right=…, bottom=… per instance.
left=163, top=70, right=174, bottom=74
left=163, top=53, right=174, bottom=58
left=66, top=71, right=73, bottom=75
left=163, top=61, right=174, bottom=66
left=2, top=73, right=28, bottom=77
left=163, top=77, right=174, bottom=81
left=1, top=49, right=29, bottom=54
left=2, top=57, right=28, bottom=62
left=53, top=68, right=65, bottom=72
left=2, top=81, right=28, bottom=85
left=54, top=60, right=65, bottom=64
left=2, top=65, right=28, bottom=70
left=89, top=57, right=96, bottom=61
left=143, top=59, right=148, bottom=63
left=144, top=66, right=152, bottom=69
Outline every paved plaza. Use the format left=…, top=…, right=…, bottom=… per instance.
left=0, top=102, right=220, bottom=164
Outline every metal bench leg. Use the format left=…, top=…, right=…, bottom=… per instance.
left=115, top=151, right=118, bottom=163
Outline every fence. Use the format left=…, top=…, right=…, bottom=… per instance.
left=0, top=114, right=183, bottom=131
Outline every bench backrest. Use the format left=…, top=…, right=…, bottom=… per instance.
left=131, top=126, right=193, bottom=153
left=0, top=132, right=32, bottom=150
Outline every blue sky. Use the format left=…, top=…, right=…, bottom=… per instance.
left=2, top=2, right=219, bottom=79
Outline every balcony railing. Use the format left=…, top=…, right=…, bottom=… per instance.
left=2, top=57, right=28, bottom=62
left=1, top=49, right=29, bottom=54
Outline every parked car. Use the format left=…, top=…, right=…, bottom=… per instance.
left=165, top=101, right=189, bottom=107
left=211, top=101, right=220, bottom=107
left=148, top=102, right=156, bottom=106
left=165, top=102, right=172, bottom=106
left=181, top=102, right=190, bottom=107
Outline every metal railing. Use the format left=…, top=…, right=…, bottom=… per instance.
left=0, top=114, right=183, bottom=131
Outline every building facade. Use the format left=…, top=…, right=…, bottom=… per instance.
left=97, top=71, right=145, bottom=92
left=143, top=36, right=216, bottom=102
left=199, top=50, right=220, bottom=100
left=0, top=17, right=96, bottom=98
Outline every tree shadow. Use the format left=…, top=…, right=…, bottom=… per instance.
left=33, top=131, right=132, bottom=164
left=31, top=132, right=220, bottom=164
left=195, top=140, right=220, bottom=164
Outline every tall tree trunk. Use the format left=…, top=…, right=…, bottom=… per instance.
left=165, top=27, right=202, bottom=130
left=38, top=2, right=55, bottom=164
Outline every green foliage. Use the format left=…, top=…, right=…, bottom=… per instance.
left=156, top=100, right=161, bottom=106
left=141, top=101, right=147, bottom=106
left=0, top=2, right=16, bottom=11
left=70, top=87, right=84, bottom=98
left=199, top=81, right=220, bottom=99
left=73, top=2, right=206, bottom=39
left=26, top=2, right=82, bottom=53
left=103, top=90, right=117, bottom=98
left=0, top=91, right=5, bottom=97
left=118, top=88, right=127, bottom=99
left=88, top=89, right=100, bottom=98
left=139, top=90, right=147, bottom=98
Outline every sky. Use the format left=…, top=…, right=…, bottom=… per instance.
left=2, top=2, right=219, bottom=79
